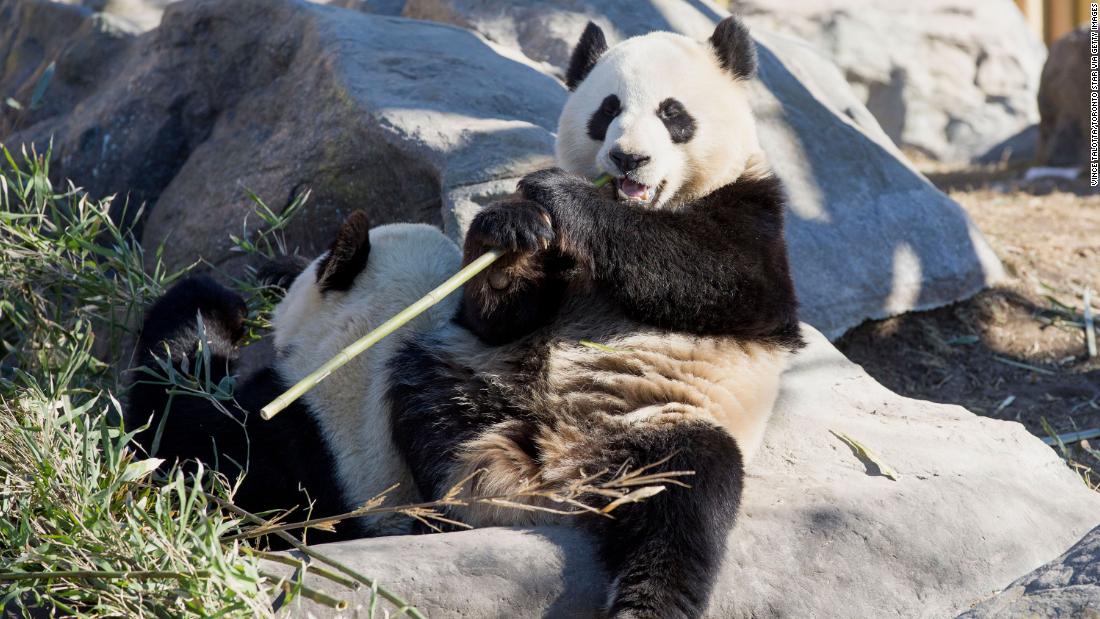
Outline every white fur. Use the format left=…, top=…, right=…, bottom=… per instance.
left=272, top=223, right=461, bottom=528
left=555, top=32, right=764, bottom=206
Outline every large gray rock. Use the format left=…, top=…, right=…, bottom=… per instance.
left=958, top=525, right=1100, bottom=618
left=400, top=0, right=1004, bottom=337
left=4, top=0, right=562, bottom=267
left=1038, top=26, right=1091, bottom=167
left=1, top=0, right=1002, bottom=338
left=269, top=325, right=1100, bottom=618
left=733, top=0, right=1046, bottom=163
left=0, top=0, right=136, bottom=134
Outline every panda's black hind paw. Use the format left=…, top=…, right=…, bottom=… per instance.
left=139, top=275, right=249, bottom=355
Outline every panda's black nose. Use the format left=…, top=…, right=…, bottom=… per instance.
left=610, top=150, right=651, bottom=174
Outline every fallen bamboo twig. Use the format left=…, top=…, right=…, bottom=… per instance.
left=261, top=173, right=614, bottom=420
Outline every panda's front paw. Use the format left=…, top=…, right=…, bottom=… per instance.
left=517, top=168, right=595, bottom=212
left=465, top=198, right=555, bottom=256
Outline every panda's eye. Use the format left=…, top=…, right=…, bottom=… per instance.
left=658, top=99, right=684, bottom=120
left=587, top=95, right=621, bottom=141
left=657, top=98, right=696, bottom=144
left=598, top=95, right=621, bottom=117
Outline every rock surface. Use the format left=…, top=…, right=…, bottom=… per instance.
left=0, top=0, right=136, bottom=135
left=1, top=0, right=1002, bottom=340
left=268, top=325, right=1100, bottom=618
left=958, top=525, right=1100, bottom=618
left=1038, top=26, right=1091, bottom=167
left=734, top=0, right=1046, bottom=163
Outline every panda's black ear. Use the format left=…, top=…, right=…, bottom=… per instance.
left=316, top=210, right=371, bottom=293
left=709, top=15, right=757, bottom=80
left=565, top=22, right=608, bottom=91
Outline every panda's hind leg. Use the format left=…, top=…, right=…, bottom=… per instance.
left=443, top=413, right=743, bottom=618
left=542, top=417, right=743, bottom=619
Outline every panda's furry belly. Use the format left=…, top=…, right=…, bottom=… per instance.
left=545, top=331, right=789, bottom=462
left=439, top=307, right=791, bottom=529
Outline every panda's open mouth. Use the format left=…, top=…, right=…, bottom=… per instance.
left=615, top=177, right=663, bottom=206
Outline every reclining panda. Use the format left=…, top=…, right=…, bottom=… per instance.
left=128, top=15, right=801, bottom=618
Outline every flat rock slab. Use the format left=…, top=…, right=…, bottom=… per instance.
left=2, top=0, right=1002, bottom=339
left=270, top=326, right=1100, bottom=618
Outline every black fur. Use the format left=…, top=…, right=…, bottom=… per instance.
left=709, top=15, right=757, bottom=80
left=257, top=254, right=311, bottom=291
left=584, top=422, right=742, bottom=618
left=658, top=97, right=697, bottom=144
left=127, top=276, right=360, bottom=547
left=587, top=94, right=621, bottom=141
left=566, top=22, right=609, bottom=90
left=316, top=210, right=372, bottom=293
left=388, top=333, right=527, bottom=505
left=463, top=168, right=802, bottom=347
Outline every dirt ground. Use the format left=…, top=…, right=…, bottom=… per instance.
left=836, top=163, right=1100, bottom=459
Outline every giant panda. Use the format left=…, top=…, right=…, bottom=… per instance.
left=126, top=217, right=462, bottom=541
left=127, top=14, right=800, bottom=618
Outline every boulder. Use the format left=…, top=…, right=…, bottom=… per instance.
left=400, top=0, right=1005, bottom=337
left=0, top=0, right=136, bottom=135
left=1, top=0, right=1002, bottom=338
left=1037, top=26, right=1091, bottom=167
left=267, top=325, right=1100, bottom=617
left=733, top=0, right=1046, bottom=164
left=4, top=0, right=563, bottom=260
left=958, top=525, right=1100, bottom=618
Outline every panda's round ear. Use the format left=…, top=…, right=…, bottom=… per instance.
left=316, top=210, right=371, bottom=293
left=565, top=22, right=608, bottom=91
left=709, top=15, right=757, bottom=80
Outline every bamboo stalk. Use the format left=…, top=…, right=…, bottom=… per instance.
left=260, top=173, right=614, bottom=421
left=260, top=569, right=348, bottom=611
left=261, top=249, right=501, bottom=419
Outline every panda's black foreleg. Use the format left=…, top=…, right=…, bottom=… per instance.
left=585, top=420, right=743, bottom=619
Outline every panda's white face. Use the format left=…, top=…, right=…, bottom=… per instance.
left=556, top=31, right=762, bottom=208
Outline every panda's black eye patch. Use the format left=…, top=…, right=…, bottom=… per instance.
left=587, top=94, right=621, bottom=141
left=658, top=98, right=696, bottom=144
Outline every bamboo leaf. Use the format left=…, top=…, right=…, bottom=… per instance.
left=830, top=431, right=900, bottom=481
